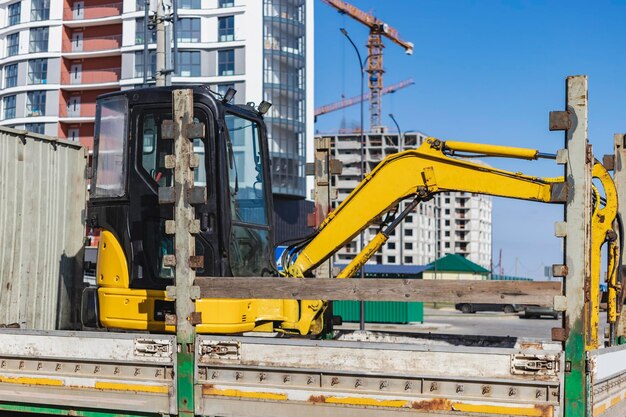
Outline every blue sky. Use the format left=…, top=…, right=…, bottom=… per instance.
left=314, top=0, right=626, bottom=279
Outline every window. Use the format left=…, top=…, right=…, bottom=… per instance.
left=94, top=96, right=128, bottom=198
left=218, top=49, right=234, bottom=75
left=405, top=242, right=413, bottom=250
left=387, top=256, right=396, bottom=263
left=177, top=18, right=200, bottom=43
left=444, top=209, right=450, bottom=215
left=445, top=220, right=450, bottom=226
left=8, top=2, right=20, bottom=26
left=136, top=0, right=146, bottom=11
left=30, top=0, right=49, bottom=21
left=26, top=91, right=46, bottom=116
left=29, top=27, right=48, bottom=53
left=4, top=64, right=17, bottom=88
left=25, top=123, right=44, bottom=134
left=225, top=114, right=267, bottom=225
left=28, top=59, right=47, bottom=84
left=135, top=50, right=156, bottom=78
left=445, top=242, right=450, bottom=248
left=179, top=0, right=200, bottom=9
left=444, top=231, right=450, bottom=237
left=404, top=229, right=413, bottom=236
left=388, top=242, right=395, bottom=250
left=135, top=18, right=156, bottom=44
left=177, top=51, right=200, bottom=77
left=3, top=95, right=16, bottom=119
left=219, top=0, right=234, bottom=7
left=218, top=16, right=234, bottom=41
left=6, top=33, right=19, bottom=57
left=404, top=256, right=413, bottom=264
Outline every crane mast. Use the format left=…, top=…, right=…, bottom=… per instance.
left=321, top=0, right=413, bottom=130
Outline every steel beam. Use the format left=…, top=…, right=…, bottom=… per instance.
left=171, top=89, right=198, bottom=416
left=558, top=75, right=592, bottom=417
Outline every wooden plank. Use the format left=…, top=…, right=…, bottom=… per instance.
left=194, top=277, right=561, bottom=305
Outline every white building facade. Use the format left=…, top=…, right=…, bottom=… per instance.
left=0, top=0, right=313, bottom=196
left=323, top=131, right=493, bottom=269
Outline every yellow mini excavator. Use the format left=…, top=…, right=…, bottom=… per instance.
left=88, top=86, right=622, bottom=339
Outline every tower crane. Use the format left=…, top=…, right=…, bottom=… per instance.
left=321, top=0, right=413, bottom=130
left=314, top=78, right=414, bottom=120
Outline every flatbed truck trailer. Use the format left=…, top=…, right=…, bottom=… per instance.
left=0, top=76, right=625, bottom=417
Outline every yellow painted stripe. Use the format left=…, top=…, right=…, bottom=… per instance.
left=611, top=395, right=622, bottom=407
left=0, top=376, right=63, bottom=387
left=593, top=404, right=607, bottom=417
left=325, top=397, right=409, bottom=408
left=94, top=381, right=169, bottom=394
left=203, top=387, right=287, bottom=401
left=453, top=403, right=551, bottom=417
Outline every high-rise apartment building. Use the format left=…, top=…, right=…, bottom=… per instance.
left=322, top=131, right=493, bottom=269
left=0, top=0, right=312, bottom=197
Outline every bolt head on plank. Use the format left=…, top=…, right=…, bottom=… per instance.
left=161, top=120, right=175, bottom=139
left=549, top=111, right=572, bottom=131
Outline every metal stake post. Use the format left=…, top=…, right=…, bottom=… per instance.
left=552, top=75, right=592, bottom=417
left=166, top=89, right=204, bottom=416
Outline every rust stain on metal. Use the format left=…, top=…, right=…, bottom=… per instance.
left=519, top=341, right=544, bottom=350
left=411, top=398, right=453, bottom=411
left=535, top=404, right=554, bottom=417
left=308, top=395, right=327, bottom=403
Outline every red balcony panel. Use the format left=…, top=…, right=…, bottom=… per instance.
left=64, top=2, right=122, bottom=21
left=61, top=67, right=120, bottom=85
left=62, top=34, right=122, bottom=53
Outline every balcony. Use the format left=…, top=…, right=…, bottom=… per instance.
left=63, top=35, right=122, bottom=58
left=61, top=67, right=121, bottom=90
left=64, top=2, right=123, bottom=27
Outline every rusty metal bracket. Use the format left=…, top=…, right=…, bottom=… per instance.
left=552, top=264, right=568, bottom=277
left=549, top=110, right=572, bottom=131
left=184, top=122, right=205, bottom=139
left=329, top=159, right=343, bottom=175
left=188, top=312, right=203, bottom=326
left=158, top=188, right=176, bottom=204
left=187, top=186, right=207, bottom=205
left=603, top=154, right=615, bottom=171
left=550, top=183, right=568, bottom=203
left=189, top=256, right=204, bottom=269
left=161, top=120, right=175, bottom=139
left=163, top=255, right=176, bottom=267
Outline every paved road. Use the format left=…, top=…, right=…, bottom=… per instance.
left=338, top=308, right=609, bottom=341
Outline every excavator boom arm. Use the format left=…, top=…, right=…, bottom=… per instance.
left=286, top=138, right=565, bottom=277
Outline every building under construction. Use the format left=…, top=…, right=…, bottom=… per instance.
left=320, top=131, right=493, bottom=269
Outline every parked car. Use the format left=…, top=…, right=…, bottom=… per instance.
left=519, top=305, right=560, bottom=319
left=455, top=303, right=524, bottom=314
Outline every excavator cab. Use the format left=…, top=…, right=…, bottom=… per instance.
left=87, top=86, right=324, bottom=335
